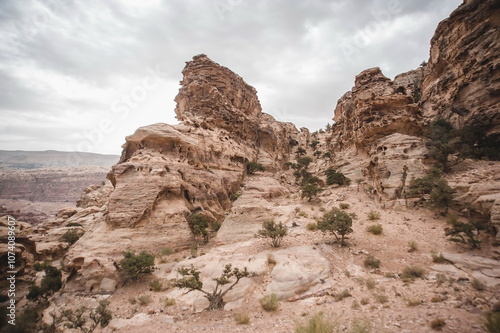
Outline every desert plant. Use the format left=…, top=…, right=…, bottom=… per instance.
left=366, top=224, right=383, bottom=235
left=306, top=223, right=318, bottom=231
left=295, top=312, right=334, bottom=333
left=295, top=147, right=307, bottom=157
left=374, top=294, right=388, bottom=304
left=267, top=253, right=277, bottom=266
left=367, top=210, right=380, bottom=221
left=444, top=213, right=486, bottom=249
left=137, top=295, right=151, bottom=306
left=429, top=318, right=446, bottom=331
left=325, top=168, right=350, bottom=186
left=408, top=168, right=453, bottom=211
left=406, top=298, right=422, bottom=307
left=33, top=260, right=51, bottom=272
left=360, top=297, right=370, bottom=305
left=260, top=293, right=280, bottom=311
left=407, top=241, right=418, bottom=253
left=61, top=229, right=83, bottom=245
left=173, top=264, right=254, bottom=310
left=164, top=298, right=176, bottom=307
left=310, top=140, right=320, bottom=149
left=297, top=156, right=313, bottom=168
left=333, top=289, right=351, bottom=302
left=89, top=300, right=112, bottom=329
left=66, top=222, right=83, bottom=227
left=364, top=255, right=381, bottom=269
left=365, top=278, right=376, bottom=290
left=322, top=152, right=331, bottom=159
left=351, top=317, right=372, bottom=333
left=246, top=161, right=265, bottom=175
left=150, top=280, right=164, bottom=292
left=234, top=312, right=250, bottom=325
left=430, top=295, right=444, bottom=303
left=187, top=213, right=210, bottom=243
left=339, top=203, right=350, bottom=210
left=119, top=251, right=155, bottom=281
left=159, top=247, right=173, bottom=256
left=27, top=265, right=62, bottom=300
left=317, top=209, right=353, bottom=246
left=431, top=251, right=447, bottom=263
left=401, top=266, right=425, bottom=280
left=257, top=220, right=288, bottom=247
left=471, top=278, right=486, bottom=291
left=484, top=311, right=500, bottom=333
left=301, top=182, right=323, bottom=202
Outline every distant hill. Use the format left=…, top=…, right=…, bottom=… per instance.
left=0, top=150, right=119, bottom=169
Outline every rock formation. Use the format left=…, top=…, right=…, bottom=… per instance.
left=62, top=54, right=302, bottom=291
left=420, top=0, right=500, bottom=134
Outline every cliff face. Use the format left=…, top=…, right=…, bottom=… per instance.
left=60, top=55, right=301, bottom=290
left=332, top=67, right=422, bottom=149
left=106, top=55, right=299, bottom=229
left=420, top=0, right=500, bottom=134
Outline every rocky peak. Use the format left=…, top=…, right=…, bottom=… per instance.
left=174, top=54, right=263, bottom=141
left=331, top=67, right=422, bottom=148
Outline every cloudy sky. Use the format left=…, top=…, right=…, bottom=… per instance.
left=0, top=0, right=462, bottom=155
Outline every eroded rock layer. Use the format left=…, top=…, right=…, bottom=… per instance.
left=420, top=0, right=500, bottom=134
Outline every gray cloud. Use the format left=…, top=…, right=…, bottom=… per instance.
left=0, top=0, right=463, bottom=154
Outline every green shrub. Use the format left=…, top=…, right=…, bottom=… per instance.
left=27, top=266, right=62, bottom=300
left=306, top=223, right=318, bottom=231
left=66, top=222, right=83, bottom=227
left=366, top=224, right=383, bottom=235
left=61, top=229, right=83, bottom=245
left=150, top=280, right=164, bottom=292
left=367, top=210, right=380, bottom=221
left=119, top=251, right=155, bottom=281
left=317, top=209, right=353, bottom=246
left=407, top=241, right=418, bottom=253
left=325, top=168, right=350, bottom=186
left=471, top=278, right=486, bottom=291
left=295, top=312, right=334, bottom=333
left=300, top=183, right=323, bottom=202
left=351, top=317, right=372, bottom=333
left=333, top=289, right=351, bottom=302
left=33, top=261, right=51, bottom=272
left=339, top=203, right=350, bottom=210
left=90, top=300, right=112, bottom=328
left=164, top=298, right=176, bottom=307
left=365, top=278, right=376, bottom=290
left=234, top=312, right=250, bottom=325
left=364, top=255, right=381, bottom=269
left=297, top=156, right=313, bottom=168
left=409, top=168, right=453, bottom=210
left=444, top=213, right=486, bottom=249
left=484, top=311, right=500, bottom=333
left=137, top=295, right=151, bottom=306
left=260, top=294, right=280, bottom=311
left=258, top=220, right=287, bottom=248
left=187, top=213, right=210, bottom=243
left=431, top=251, right=447, bottom=263
left=429, top=318, right=446, bottom=331
left=310, top=140, right=320, bottom=149
left=295, top=147, right=307, bottom=157
left=159, top=247, right=173, bottom=256
left=246, top=161, right=265, bottom=174
left=401, top=266, right=425, bottom=280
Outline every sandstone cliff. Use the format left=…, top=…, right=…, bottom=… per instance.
left=420, top=0, right=500, bottom=134
left=61, top=55, right=302, bottom=291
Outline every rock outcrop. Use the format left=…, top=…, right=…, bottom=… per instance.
left=420, top=0, right=500, bottom=134
left=62, top=55, right=302, bottom=290
left=332, top=67, right=422, bottom=149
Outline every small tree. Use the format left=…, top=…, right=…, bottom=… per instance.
left=173, top=264, right=254, bottom=310
left=27, top=265, right=62, bottom=300
left=187, top=213, right=210, bottom=243
left=300, top=182, right=323, bottom=202
left=310, top=140, right=320, bottom=149
left=444, top=214, right=486, bottom=249
left=119, top=251, right=155, bottom=281
left=246, top=161, right=265, bottom=175
left=295, top=147, right=307, bottom=157
left=257, top=220, right=287, bottom=247
left=317, top=209, right=353, bottom=246
left=325, top=168, right=350, bottom=186
left=61, top=229, right=84, bottom=245
left=296, top=156, right=313, bottom=168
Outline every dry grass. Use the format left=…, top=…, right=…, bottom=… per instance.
left=366, top=224, right=383, bottom=235
left=260, top=294, right=279, bottom=311
left=234, top=312, right=250, bottom=325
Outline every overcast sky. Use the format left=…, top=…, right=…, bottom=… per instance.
left=0, top=0, right=462, bottom=155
